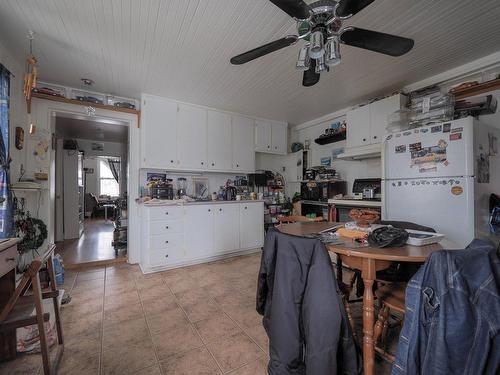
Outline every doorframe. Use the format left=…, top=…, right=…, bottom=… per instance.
left=30, top=98, right=140, bottom=264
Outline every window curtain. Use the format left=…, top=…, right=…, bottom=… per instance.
left=0, top=64, right=13, bottom=238
left=107, top=158, right=120, bottom=183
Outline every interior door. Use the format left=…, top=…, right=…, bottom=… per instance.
left=240, top=203, right=264, bottom=249
left=214, top=204, right=240, bottom=253
left=184, top=205, right=214, bottom=259
left=177, top=104, right=208, bottom=170
left=141, top=96, right=178, bottom=169
left=207, top=110, right=232, bottom=171
left=232, top=116, right=255, bottom=172
left=255, top=120, right=272, bottom=152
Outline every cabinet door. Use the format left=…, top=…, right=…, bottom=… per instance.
left=255, top=121, right=272, bottom=152
left=271, top=124, right=287, bottom=154
left=370, top=94, right=406, bottom=144
left=177, top=104, right=208, bottom=170
left=207, top=110, right=232, bottom=171
left=240, top=203, right=264, bottom=249
left=141, top=96, right=178, bottom=169
left=232, top=116, right=255, bottom=172
left=346, top=104, right=371, bottom=148
left=214, top=204, right=240, bottom=253
left=184, top=205, right=214, bottom=259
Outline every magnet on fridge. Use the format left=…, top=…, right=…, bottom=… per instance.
left=450, top=133, right=462, bottom=141
left=431, top=125, right=442, bottom=133
left=451, top=127, right=463, bottom=133
left=403, top=131, right=412, bottom=136
left=443, top=123, right=451, bottom=133
left=451, top=186, right=463, bottom=195
left=420, top=128, right=429, bottom=133
left=414, top=129, right=420, bottom=134
left=386, top=135, right=393, bottom=141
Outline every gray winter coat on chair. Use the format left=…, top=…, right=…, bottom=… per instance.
left=257, top=228, right=362, bottom=375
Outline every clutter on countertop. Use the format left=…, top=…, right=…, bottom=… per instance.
left=348, top=208, right=380, bottom=227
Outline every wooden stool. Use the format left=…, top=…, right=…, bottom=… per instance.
left=0, top=245, right=64, bottom=374
left=373, top=282, right=406, bottom=363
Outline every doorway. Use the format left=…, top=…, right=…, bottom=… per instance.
left=53, top=113, right=129, bottom=268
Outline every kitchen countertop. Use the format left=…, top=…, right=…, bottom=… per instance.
left=140, top=199, right=265, bottom=207
left=328, top=199, right=382, bottom=208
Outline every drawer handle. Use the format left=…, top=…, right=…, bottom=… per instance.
left=208, top=209, right=211, bottom=212
left=244, top=206, right=247, bottom=209
left=201, top=161, right=204, bottom=165
left=362, top=138, right=366, bottom=142
left=5, top=257, right=15, bottom=262
left=373, top=136, right=377, bottom=139
left=165, top=254, right=169, bottom=258
left=219, top=208, right=222, bottom=211
left=211, top=162, right=215, bottom=166
left=165, top=226, right=169, bottom=229
left=165, top=212, right=169, bottom=215
left=170, top=160, right=174, bottom=163
left=165, top=240, right=169, bottom=244
left=236, top=164, right=239, bottom=168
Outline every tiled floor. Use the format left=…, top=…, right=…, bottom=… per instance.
left=55, top=219, right=126, bottom=267
left=2, top=253, right=395, bottom=375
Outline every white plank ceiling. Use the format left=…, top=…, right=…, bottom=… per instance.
left=1, top=0, right=500, bottom=125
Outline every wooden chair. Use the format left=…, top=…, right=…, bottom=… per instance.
left=373, top=282, right=406, bottom=363
left=0, top=244, right=64, bottom=374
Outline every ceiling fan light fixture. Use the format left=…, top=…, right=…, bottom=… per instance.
left=308, top=31, right=324, bottom=59
left=315, top=55, right=327, bottom=74
left=325, top=38, right=341, bottom=66
left=296, top=45, right=311, bottom=70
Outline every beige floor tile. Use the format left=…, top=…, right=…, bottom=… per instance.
left=63, top=311, right=102, bottom=337
left=63, top=330, right=102, bottom=358
left=77, top=269, right=106, bottom=280
left=152, top=324, right=204, bottom=360
left=182, top=300, right=222, bottom=323
left=135, top=276, right=165, bottom=290
left=138, top=285, right=173, bottom=302
left=104, top=290, right=140, bottom=309
left=104, top=280, right=137, bottom=295
left=102, top=338, right=157, bottom=375
left=61, top=298, right=103, bottom=322
left=159, top=347, right=221, bottom=375
left=244, top=324, right=268, bottom=352
left=134, top=365, right=163, bottom=375
left=58, top=353, right=100, bottom=375
left=0, top=352, right=41, bottom=375
left=71, top=284, right=105, bottom=298
left=206, top=332, right=264, bottom=373
left=103, top=302, right=144, bottom=325
left=227, top=356, right=268, bottom=375
left=146, top=306, right=190, bottom=335
left=175, top=288, right=211, bottom=306
left=194, top=313, right=242, bottom=343
left=142, top=294, right=179, bottom=317
left=103, top=316, right=150, bottom=349
left=165, top=274, right=199, bottom=294
left=224, top=304, right=262, bottom=330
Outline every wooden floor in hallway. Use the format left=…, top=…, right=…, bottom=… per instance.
left=55, top=218, right=126, bottom=268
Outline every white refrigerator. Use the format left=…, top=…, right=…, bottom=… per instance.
left=382, top=116, right=500, bottom=248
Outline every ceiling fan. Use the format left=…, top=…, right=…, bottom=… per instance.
left=230, top=0, right=414, bottom=87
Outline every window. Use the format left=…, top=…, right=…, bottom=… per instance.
left=99, top=159, right=119, bottom=197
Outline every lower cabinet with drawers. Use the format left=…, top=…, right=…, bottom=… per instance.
left=140, top=201, right=264, bottom=273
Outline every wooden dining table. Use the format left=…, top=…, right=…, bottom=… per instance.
left=277, top=222, right=446, bottom=375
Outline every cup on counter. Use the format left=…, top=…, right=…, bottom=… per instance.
left=257, top=193, right=264, bottom=200
left=250, top=192, right=257, bottom=200
left=211, top=192, right=217, bottom=201
left=236, top=195, right=241, bottom=201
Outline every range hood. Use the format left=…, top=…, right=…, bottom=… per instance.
left=336, top=143, right=381, bottom=160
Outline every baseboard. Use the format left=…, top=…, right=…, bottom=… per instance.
left=140, top=247, right=262, bottom=274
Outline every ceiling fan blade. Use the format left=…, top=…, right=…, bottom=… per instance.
left=340, top=27, right=414, bottom=57
left=303, top=59, right=320, bottom=87
left=269, top=0, right=310, bottom=19
left=336, top=0, right=376, bottom=18
left=230, top=35, right=298, bottom=65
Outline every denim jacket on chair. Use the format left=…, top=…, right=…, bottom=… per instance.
left=392, top=239, right=500, bottom=375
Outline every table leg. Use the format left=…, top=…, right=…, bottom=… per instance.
left=362, top=258, right=376, bottom=375
left=105, top=206, right=108, bottom=221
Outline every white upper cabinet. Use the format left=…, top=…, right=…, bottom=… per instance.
left=346, top=104, right=371, bottom=149
left=255, top=121, right=272, bottom=152
left=272, top=124, right=287, bottom=154
left=346, top=94, right=407, bottom=149
left=177, top=104, right=208, bottom=170
left=232, top=116, right=255, bottom=172
left=370, top=94, right=407, bottom=143
left=207, top=110, right=232, bottom=171
left=141, top=95, right=178, bottom=169
left=255, top=121, right=287, bottom=155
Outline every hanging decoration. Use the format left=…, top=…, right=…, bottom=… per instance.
left=23, top=30, right=38, bottom=114
left=15, top=213, right=47, bottom=255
